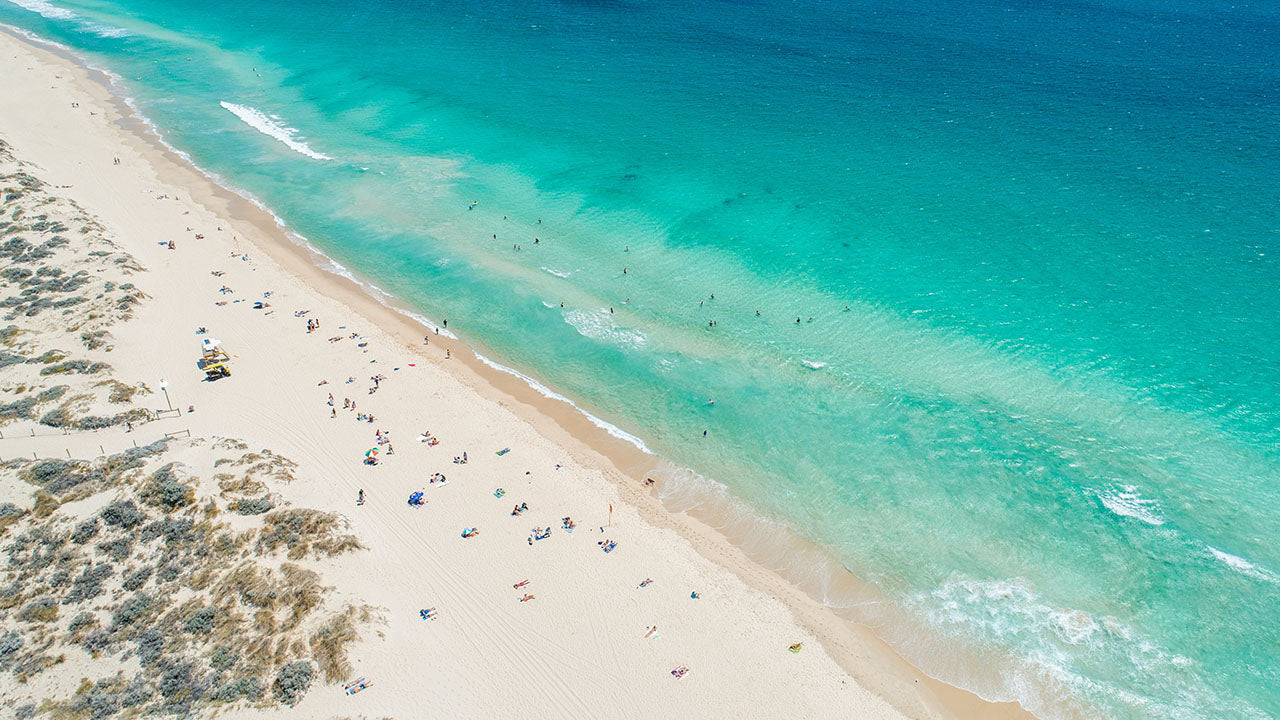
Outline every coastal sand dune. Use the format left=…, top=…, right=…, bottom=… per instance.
left=0, top=28, right=1029, bottom=719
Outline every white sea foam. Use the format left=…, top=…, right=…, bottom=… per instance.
left=801, top=359, right=827, bottom=370
left=1096, top=485, right=1164, bottom=526
left=563, top=308, right=647, bottom=350
left=83, top=22, right=129, bottom=38
left=1208, top=546, right=1280, bottom=585
left=473, top=353, right=651, bottom=453
left=896, top=576, right=1269, bottom=720
left=219, top=101, right=332, bottom=161
left=540, top=266, right=570, bottom=278
left=6, top=0, right=74, bottom=20
left=5, top=0, right=130, bottom=35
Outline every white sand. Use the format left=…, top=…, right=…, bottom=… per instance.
left=0, top=27, right=1031, bottom=720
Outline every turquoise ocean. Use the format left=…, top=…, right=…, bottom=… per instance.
left=2, top=0, right=1277, bottom=716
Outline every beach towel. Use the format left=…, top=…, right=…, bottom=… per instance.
left=495, top=447, right=511, bottom=456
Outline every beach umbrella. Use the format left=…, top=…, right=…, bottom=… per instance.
left=365, top=448, right=378, bottom=457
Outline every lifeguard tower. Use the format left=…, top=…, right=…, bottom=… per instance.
left=199, top=337, right=231, bottom=379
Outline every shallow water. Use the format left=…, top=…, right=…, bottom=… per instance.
left=3, top=0, right=1278, bottom=716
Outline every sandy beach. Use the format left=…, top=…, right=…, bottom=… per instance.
left=0, top=26, right=1035, bottom=719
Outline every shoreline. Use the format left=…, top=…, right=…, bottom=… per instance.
left=1, top=24, right=1038, bottom=719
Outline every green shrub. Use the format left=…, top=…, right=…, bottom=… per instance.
left=31, top=349, right=65, bottom=364
left=64, top=563, right=113, bottom=604
left=110, top=593, right=152, bottom=629
left=38, top=406, right=70, bottom=427
left=0, top=396, right=37, bottom=420
left=36, top=384, right=67, bottom=402
left=184, top=606, right=216, bottom=635
left=122, top=566, right=151, bottom=591
left=101, top=499, right=145, bottom=529
left=156, top=656, right=210, bottom=706
left=231, top=497, right=273, bottom=515
left=272, top=660, right=314, bottom=706
left=97, top=537, right=133, bottom=561
left=120, top=676, right=151, bottom=707
left=39, top=360, right=109, bottom=376
left=141, top=464, right=194, bottom=511
left=68, top=611, right=97, bottom=634
left=209, top=645, right=236, bottom=671
left=17, top=597, right=57, bottom=623
left=71, top=518, right=100, bottom=544
left=80, top=330, right=109, bottom=350
left=0, top=630, right=23, bottom=665
left=134, top=627, right=164, bottom=666
left=213, top=676, right=264, bottom=703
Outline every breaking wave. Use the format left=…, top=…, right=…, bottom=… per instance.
left=219, top=101, right=332, bottom=160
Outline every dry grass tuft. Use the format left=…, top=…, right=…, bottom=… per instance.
left=309, top=608, right=359, bottom=682
left=257, top=509, right=362, bottom=559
